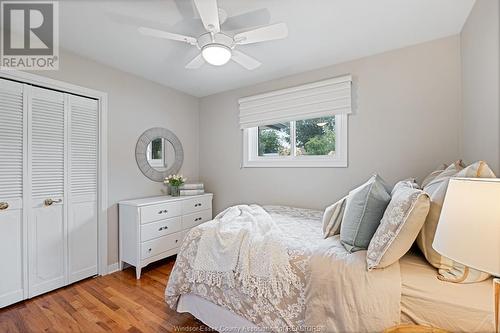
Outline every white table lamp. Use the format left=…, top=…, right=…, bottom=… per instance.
left=433, top=178, right=500, bottom=333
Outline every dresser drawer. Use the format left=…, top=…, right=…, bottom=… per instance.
left=140, top=217, right=182, bottom=242
left=141, top=231, right=185, bottom=259
left=140, top=202, right=181, bottom=224
left=182, top=196, right=212, bottom=215
left=182, top=209, right=212, bottom=230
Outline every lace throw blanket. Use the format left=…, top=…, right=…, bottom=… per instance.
left=190, top=204, right=300, bottom=300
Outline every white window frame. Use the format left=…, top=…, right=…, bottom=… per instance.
left=147, top=138, right=166, bottom=168
left=242, top=114, right=348, bottom=168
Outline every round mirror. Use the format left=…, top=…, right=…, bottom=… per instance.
left=135, top=128, right=183, bottom=182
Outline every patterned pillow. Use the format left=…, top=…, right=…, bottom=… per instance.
left=417, top=161, right=495, bottom=283
left=340, top=174, right=391, bottom=252
left=322, top=196, right=347, bottom=239
left=367, top=183, right=430, bottom=270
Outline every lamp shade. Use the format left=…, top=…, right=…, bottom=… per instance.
left=433, top=178, right=500, bottom=277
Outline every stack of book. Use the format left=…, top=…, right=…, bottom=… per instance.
left=179, top=183, right=205, bottom=196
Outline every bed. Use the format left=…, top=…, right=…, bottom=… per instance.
left=165, top=206, right=495, bottom=333
left=400, top=251, right=495, bottom=332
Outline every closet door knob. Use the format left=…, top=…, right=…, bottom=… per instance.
left=44, top=198, right=62, bottom=206
left=0, top=202, right=8, bottom=210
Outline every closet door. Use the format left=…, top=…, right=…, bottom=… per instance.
left=68, top=95, right=98, bottom=283
left=29, top=86, right=66, bottom=297
left=0, top=79, right=26, bottom=307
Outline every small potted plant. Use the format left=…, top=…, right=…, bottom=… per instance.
left=164, top=174, right=186, bottom=197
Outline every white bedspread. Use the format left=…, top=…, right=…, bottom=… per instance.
left=166, top=206, right=402, bottom=333
left=191, top=205, right=300, bottom=299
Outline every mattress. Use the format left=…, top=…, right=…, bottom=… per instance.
left=400, top=251, right=495, bottom=332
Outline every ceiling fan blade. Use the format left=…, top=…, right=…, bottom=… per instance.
left=185, top=54, right=205, bottom=69
left=138, top=27, right=197, bottom=45
left=193, top=0, right=220, bottom=33
left=232, top=50, right=261, bottom=70
left=222, top=8, right=271, bottom=31
left=234, top=23, right=288, bottom=45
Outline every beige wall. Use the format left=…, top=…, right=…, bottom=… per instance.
left=32, top=50, right=200, bottom=265
left=460, top=0, right=500, bottom=173
left=26, top=34, right=468, bottom=266
left=199, top=36, right=462, bottom=213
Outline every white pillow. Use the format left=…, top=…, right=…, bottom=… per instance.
left=390, top=178, right=419, bottom=196
left=322, top=196, right=347, bottom=239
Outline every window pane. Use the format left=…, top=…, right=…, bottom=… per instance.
left=295, top=116, right=335, bottom=156
left=258, top=122, right=291, bottom=156
left=151, top=138, right=163, bottom=159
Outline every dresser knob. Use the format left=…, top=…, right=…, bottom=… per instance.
left=148, top=248, right=152, bottom=252
left=175, top=239, right=178, bottom=243
left=194, top=203, right=202, bottom=207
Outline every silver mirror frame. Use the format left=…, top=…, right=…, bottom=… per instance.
left=135, top=127, right=184, bottom=182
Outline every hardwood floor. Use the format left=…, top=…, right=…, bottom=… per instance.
left=0, top=257, right=211, bottom=333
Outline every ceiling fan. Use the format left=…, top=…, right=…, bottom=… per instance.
left=138, top=0, right=288, bottom=70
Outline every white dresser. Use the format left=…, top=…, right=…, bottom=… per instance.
left=119, top=193, right=213, bottom=278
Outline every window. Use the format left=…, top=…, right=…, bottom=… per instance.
left=147, top=138, right=165, bottom=168
left=239, top=75, right=351, bottom=168
left=295, top=116, right=335, bottom=156
left=243, top=114, right=347, bottom=167
left=258, top=122, right=291, bottom=157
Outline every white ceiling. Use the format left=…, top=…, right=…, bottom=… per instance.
left=59, top=0, right=475, bottom=97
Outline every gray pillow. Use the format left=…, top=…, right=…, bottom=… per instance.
left=340, top=174, right=391, bottom=252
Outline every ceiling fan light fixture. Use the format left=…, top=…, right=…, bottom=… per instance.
left=202, top=44, right=232, bottom=66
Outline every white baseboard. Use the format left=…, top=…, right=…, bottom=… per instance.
left=107, top=262, right=120, bottom=275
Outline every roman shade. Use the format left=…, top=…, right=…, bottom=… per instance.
left=238, top=75, right=352, bottom=129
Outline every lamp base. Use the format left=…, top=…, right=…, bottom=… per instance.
left=495, top=278, right=499, bottom=333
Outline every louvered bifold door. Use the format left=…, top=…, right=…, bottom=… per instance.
left=0, top=79, right=26, bottom=307
left=28, top=86, right=66, bottom=297
left=68, top=95, right=98, bottom=283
